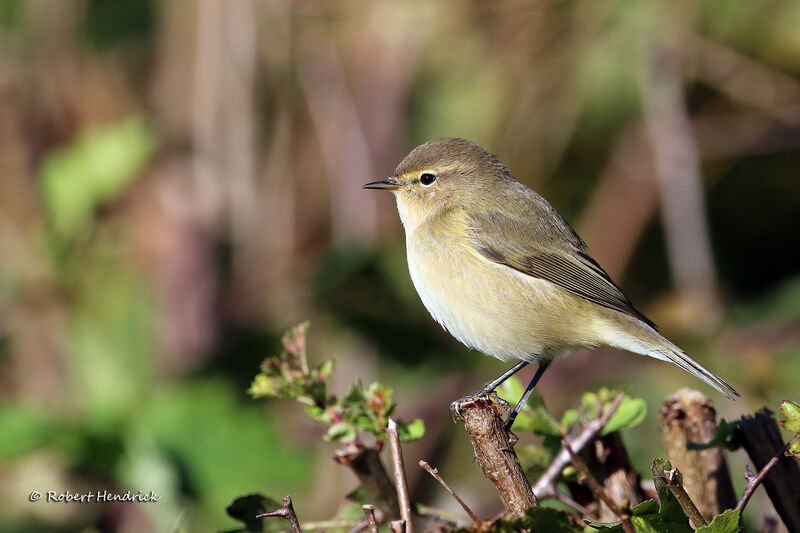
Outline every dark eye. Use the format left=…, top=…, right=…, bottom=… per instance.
left=420, top=173, right=436, bottom=186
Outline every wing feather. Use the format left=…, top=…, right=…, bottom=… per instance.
left=467, top=210, right=657, bottom=330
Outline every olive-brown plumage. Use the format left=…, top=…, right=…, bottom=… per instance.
left=364, top=138, right=737, bottom=423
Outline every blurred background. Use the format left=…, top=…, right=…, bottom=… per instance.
left=1, top=0, right=799, bottom=531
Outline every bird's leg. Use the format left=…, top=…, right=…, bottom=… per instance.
left=503, top=360, right=551, bottom=431
left=477, top=360, right=530, bottom=395
left=450, top=360, right=529, bottom=418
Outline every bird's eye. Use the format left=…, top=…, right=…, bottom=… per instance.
left=420, top=172, right=436, bottom=186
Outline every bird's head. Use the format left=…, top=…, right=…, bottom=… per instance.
left=363, top=137, right=512, bottom=229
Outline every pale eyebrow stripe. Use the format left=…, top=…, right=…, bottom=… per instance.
left=400, top=163, right=460, bottom=180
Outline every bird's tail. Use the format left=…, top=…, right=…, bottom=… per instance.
left=604, top=325, right=739, bottom=400
left=653, top=341, right=739, bottom=400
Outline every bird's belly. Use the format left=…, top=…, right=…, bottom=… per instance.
left=407, top=237, right=595, bottom=361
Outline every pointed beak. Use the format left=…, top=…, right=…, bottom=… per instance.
left=363, top=177, right=401, bottom=190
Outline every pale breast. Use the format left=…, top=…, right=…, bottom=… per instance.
left=406, top=227, right=600, bottom=362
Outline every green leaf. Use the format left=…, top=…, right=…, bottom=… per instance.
left=629, top=515, right=692, bottom=532
left=584, top=518, right=620, bottom=529
left=584, top=494, right=695, bottom=533
left=788, top=437, right=800, bottom=457
left=779, top=400, right=800, bottom=433
left=687, top=419, right=739, bottom=451
left=303, top=405, right=332, bottom=424
left=603, top=397, right=647, bottom=435
left=247, top=374, right=279, bottom=399
left=325, top=422, right=357, bottom=442
left=695, top=509, right=741, bottom=533
left=651, top=458, right=691, bottom=526
left=581, top=392, right=600, bottom=419
left=631, top=499, right=659, bottom=516
left=225, top=493, right=281, bottom=533
left=498, top=376, right=526, bottom=405
left=561, top=408, right=579, bottom=428
left=396, top=418, right=426, bottom=441
left=499, top=378, right=563, bottom=436
left=496, top=507, right=583, bottom=532
left=342, top=383, right=365, bottom=405
left=40, top=116, right=157, bottom=237
left=345, top=485, right=371, bottom=505
left=316, top=360, right=334, bottom=381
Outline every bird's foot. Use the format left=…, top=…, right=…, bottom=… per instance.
left=449, top=389, right=510, bottom=421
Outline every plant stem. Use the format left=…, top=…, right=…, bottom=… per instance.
left=533, top=392, right=625, bottom=499
left=657, top=467, right=708, bottom=528
left=256, top=495, right=302, bottom=533
left=736, top=433, right=800, bottom=513
left=419, top=460, right=484, bottom=527
left=387, top=419, right=415, bottom=533
left=563, top=441, right=634, bottom=533
left=453, top=392, right=539, bottom=517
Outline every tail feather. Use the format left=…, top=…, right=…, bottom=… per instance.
left=603, top=324, right=739, bottom=400
left=658, top=346, right=739, bottom=400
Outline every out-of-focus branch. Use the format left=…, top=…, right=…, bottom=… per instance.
left=386, top=419, right=414, bottom=533
left=587, top=432, right=645, bottom=523
left=297, top=22, right=378, bottom=243
left=335, top=442, right=401, bottom=520
left=453, top=393, right=539, bottom=517
left=692, top=37, right=800, bottom=111
left=660, top=389, right=736, bottom=522
left=533, top=392, right=625, bottom=499
left=564, top=441, right=634, bottom=533
left=579, top=104, right=800, bottom=285
left=737, top=409, right=800, bottom=531
left=641, top=38, right=717, bottom=307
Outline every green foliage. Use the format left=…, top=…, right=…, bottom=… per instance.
left=601, top=396, right=647, bottom=436
left=686, top=419, right=739, bottom=451
left=779, top=400, right=800, bottom=433
left=248, top=322, right=331, bottom=407
left=586, top=458, right=700, bottom=533
left=452, top=507, right=583, bottom=533
left=82, top=0, right=155, bottom=49
left=696, top=509, right=741, bottom=533
left=224, top=494, right=282, bottom=533
left=0, top=0, right=22, bottom=29
left=779, top=400, right=800, bottom=457
left=40, top=116, right=157, bottom=238
left=499, top=381, right=646, bottom=438
left=250, top=323, right=425, bottom=444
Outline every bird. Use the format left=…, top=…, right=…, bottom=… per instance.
left=363, top=137, right=738, bottom=429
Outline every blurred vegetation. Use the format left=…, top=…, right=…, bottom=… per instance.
left=0, top=1, right=798, bottom=532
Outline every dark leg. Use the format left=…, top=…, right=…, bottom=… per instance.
left=451, top=360, right=530, bottom=417
left=504, top=360, right=551, bottom=431
left=477, top=360, right=530, bottom=395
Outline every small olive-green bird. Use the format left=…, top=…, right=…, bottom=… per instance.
left=364, top=137, right=738, bottom=428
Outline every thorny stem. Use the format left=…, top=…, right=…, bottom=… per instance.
left=387, top=419, right=414, bottom=533
left=564, top=441, right=634, bottom=533
left=419, top=460, right=484, bottom=528
left=657, top=467, right=708, bottom=528
left=533, top=392, right=625, bottom=498
left=256, top=495, right=302, bottom=533
left=736, top=433, right=800, bottom=513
